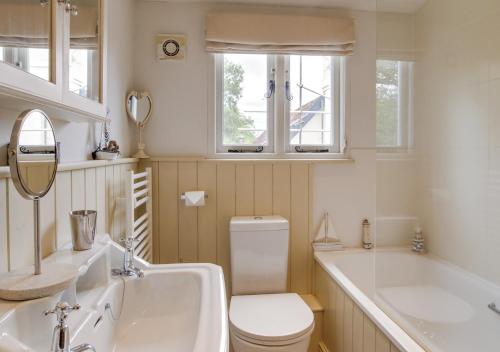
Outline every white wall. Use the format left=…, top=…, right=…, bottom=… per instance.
left=0, top=0, right=135, bottom=166
left=414, top=0, right=500, bottom=284
left=133, top=1, right=377, bottom=247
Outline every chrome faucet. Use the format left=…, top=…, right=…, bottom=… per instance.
left=112, top=237, right=144, bottom=278
left=44, top=302, right=96, bottom=352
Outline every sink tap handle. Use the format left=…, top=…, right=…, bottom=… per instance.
left=44, top=302, right=80, bottom=323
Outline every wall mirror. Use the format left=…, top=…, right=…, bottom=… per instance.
left=0, top=0, right=52, bottom=81
left=126, top=91, right=153, bottom=158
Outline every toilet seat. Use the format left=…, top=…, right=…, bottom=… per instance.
left=229, top=293, right=314, bottom=346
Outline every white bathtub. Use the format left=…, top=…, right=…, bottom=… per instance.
left=315, top=248, right=500, bottom=352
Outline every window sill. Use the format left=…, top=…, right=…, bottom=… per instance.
left=147, top=155, right=354, bottom=164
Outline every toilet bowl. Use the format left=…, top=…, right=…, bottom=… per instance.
left=229, top=293, right=314, bottom=352
left=229, top=216, right=314, bottom=352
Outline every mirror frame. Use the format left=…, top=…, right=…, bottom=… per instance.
left=8, top=109, right=59, bottom=200
left=126, top=91, right=153, bottom=127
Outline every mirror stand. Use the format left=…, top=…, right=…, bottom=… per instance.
left=133, top=124, right=149, bottom=159
left=34, top=198, right=41, bottom=275
left=0, top=109, right=79, bottom=301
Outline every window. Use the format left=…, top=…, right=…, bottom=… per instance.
left=376, top=60, right=413, bottom=151
left=19, top=111, right=55, bottom=146
left=215, top=54, right=346, bottom=155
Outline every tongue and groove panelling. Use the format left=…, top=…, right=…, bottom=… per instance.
left=142, top=159, right=314, bottom=294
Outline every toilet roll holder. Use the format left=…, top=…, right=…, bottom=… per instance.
left=180, top=192, right=209, bottom=200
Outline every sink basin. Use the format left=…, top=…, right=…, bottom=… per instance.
left=0, top=237, right=229, bottom=352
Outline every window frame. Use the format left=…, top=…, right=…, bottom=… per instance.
left=376, top=60, right=414, bottom=152
left=213, top=53, right=348, bottom=157
left=215, top=53, right=276, bottom=153
left=284, top=55, right=344, bottom=153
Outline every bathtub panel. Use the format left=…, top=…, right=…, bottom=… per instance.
left=352, top=305, right=363, bottom=352
left=335, top=286, right=345, bottom=352
left=363, top=316, right=376, bottom=352
left=314, top=263, right=408, bottom=352
left=376, top=329, right=391, bottom=352
left=344, top=296, right=354, bottom=352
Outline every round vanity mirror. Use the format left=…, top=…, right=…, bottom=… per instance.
left=8, top=109, right=58, bottom=199
left=126, top=91, right=153, bottom=126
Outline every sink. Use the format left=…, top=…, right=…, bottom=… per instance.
left=0, top=237, right=229, bottom=352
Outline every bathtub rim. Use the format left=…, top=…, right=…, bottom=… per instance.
left=314, top=249, right=426, bottom=352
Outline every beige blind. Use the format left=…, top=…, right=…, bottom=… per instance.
left=205, top=12, right=355, bottom=55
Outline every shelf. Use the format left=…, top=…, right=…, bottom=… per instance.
left=0, top=85, right=109, bottom=124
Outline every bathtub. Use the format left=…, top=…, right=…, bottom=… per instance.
left=314, top=248, right=500, bottom=352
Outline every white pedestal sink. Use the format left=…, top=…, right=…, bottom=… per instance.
left=0, top=236, right=229, bottom=352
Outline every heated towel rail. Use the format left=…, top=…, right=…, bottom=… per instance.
left=125, top=168, right=153, bottom=262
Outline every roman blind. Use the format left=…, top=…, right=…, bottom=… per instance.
left=205, top=12, right=355, bottom=55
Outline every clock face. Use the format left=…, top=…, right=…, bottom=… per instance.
left=162, top=40, right=180, bottom=57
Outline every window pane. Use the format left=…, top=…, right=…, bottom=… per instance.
left=376, top=60, right=399, bottom=146
left=289, top=55, right=332, bottom=146
left=223, top=54, right=268, bottom=146
left=69, top=0, right=100, bottom=101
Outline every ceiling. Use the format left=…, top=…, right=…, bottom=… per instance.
left=142, top=0, right=427, bottom=13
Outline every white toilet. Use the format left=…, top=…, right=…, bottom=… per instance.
left=229, top=216, right=314, bottom=352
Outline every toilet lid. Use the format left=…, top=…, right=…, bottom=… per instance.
left=229, top=293, right=314, bottom=343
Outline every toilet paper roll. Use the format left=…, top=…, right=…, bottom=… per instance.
left=183, top=191, right=206, bottom=207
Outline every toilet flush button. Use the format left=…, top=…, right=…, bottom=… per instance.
left=254, top=216, right=263, bottom=220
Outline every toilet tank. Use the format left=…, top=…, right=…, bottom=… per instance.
left=230, top=216, right=289, bottom=295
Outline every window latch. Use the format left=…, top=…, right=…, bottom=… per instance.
left=264, top=68, right=276, bottom=99
left=228, top=146, right=264, bottom=153
left=285, top=80, right=293, bottom=101
left=295, top=146, right=329, bottom=153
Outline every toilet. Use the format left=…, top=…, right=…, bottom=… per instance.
left=229, top=216, right=314, bottom=352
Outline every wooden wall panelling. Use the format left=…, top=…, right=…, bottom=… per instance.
left=71, top=170, right=85, bottom=211
left=85, top=168, right=97, bottom=211
left=55, top=171, right=72, bottom=248
left=7, top=178, right=34, bottom=270
left=178, top=162, right=198, bottom=263
left=113, top=165, right=124, bottom=241
left=158, top=162, right=179, bottom=263
left=272, top=164, right=291, bottom=290
left=105, top=165, right=114, bottom=238
left=0, top=161, right=137, bottom=273
left=235, top=164, right=254, bottom=216
left=216, top=163, right=236, bottom=293
left=95, top=167, right=106, bottom=236
left=0, top=179, right=8, bottom=273
left=39, top=186, right=56, bottom=257
left=290, top=163, right=310, bottom=294
left=197, top=162, right=217, bottom=263
left=254, top=164, right=273, bottom=215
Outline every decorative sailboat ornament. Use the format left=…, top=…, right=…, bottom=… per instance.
left=312, top=212, right=344, bottom=251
